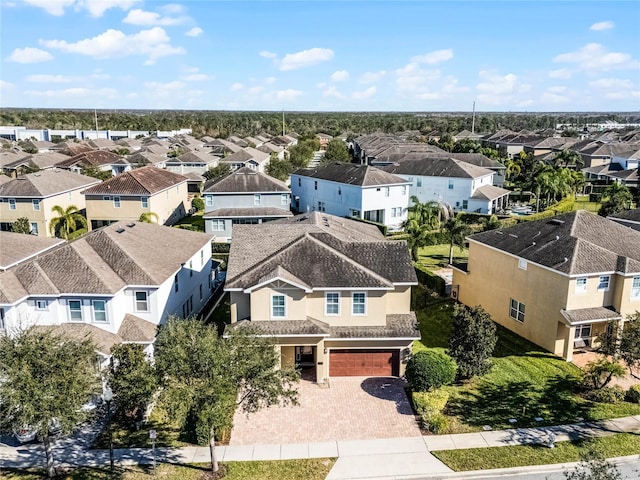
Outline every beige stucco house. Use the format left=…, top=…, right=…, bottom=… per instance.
left=0, top=169, right=100, bottom=237
left=224, top=212, right=420, bottom=383
left=452, top=211, right=640, bottom=361
left=83, top=166, right=189, bottom=230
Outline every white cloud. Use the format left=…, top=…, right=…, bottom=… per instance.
left=274, top=89, right=303, bottom=102
left=24, top=0, right=139, bottom=17
left=330, top=70, right=349, bottom=82
left=395, top=62, right=443, bottom=98
left=123, top=8, right=187, bottom=26
left=158, top=4, right=184, bottom=15
left=359, top=70, right=386, bottom=84
left=589, top=77, right=633, bottom=89
left=26, top=74, right=76, bottom=83
left=554, top=43, right=640, bottom=72
left=144, top=81, right=186, bottom=97
left=260, top=51, right=277, bottom=59
left=7, top=47, right=53, bottom=63
left=23, top=0, right=75, bottom=16
left=230, top=83, right=244, bottom=91
left=279, top=48, right=334, bottom=71
left=247, top=86, right=264, bottom=95
left=41, top=27, right=185, bottom=65
left=541, top=92, right=570, bottom=104
left=1, top=80, right=15, bottom=91
left=476, top=70, right=531, bottom=106
left=264, top=76, right=276, bottom=84
left=185, top=27, right=203, bottom=37
left=411, top=49, right=454, bottom=64
left=549, top=68, right=572, bottom=79
left=322, top=86, right=344, bottom=99
left=547, top=86, right=567, bottom=94
left=590, top=21, right=614, bottom=31
left=24, top=87, right=118, bottom=98
left=588, top=78, right=640, bottom=99
left=352, top=86, right=376, bottom=100
left=181, top=73, right=212, bottom=82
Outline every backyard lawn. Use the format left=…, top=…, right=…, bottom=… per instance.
left=174, top=212, right=205, bottom=231
left=415, top=244, right=468, bottom=270
left=574, top=195, right=600, bottom=213
left=413, top=298, right=640, bottom=433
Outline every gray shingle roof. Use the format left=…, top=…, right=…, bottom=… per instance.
left=82, top=166, right=186, bottom=195
left=0, top=169, right=100, bottom=198
left=118, top=314, right=157, bottom=342
left=469, top=211, right=640, bottom=275
left=294, top=163, right=408, bottom=186
left=0, top=232, right=65, bottom=270
left=382, top=158, right=493, bottom=179
left=560, top=306, right=622, bottom=326
left=204, top=167, right=288, bottom=193
left=470, top=185, right=511, bottom=200
left=609, top=208, right=640, bottom=223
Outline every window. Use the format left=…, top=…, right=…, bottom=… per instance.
left=200, top=249, right=205, bottom=266
left=271, top=294, right=285, bottom=318
left=350, top=209, right=360, bottom=217
left=314, top=181, right=318, bottom=190
left=92, top=300, right=106, bottom=322
left=205, top=196, right=213, bottom=207
left=189, top=260, right=193, bottom=277
left=448, top=180, right=454, bottom=190
left=113, top=197, right=121, bottom=208
left=298, top=178, right=301, bottom=187
left=518, top=258, right=528, bottom=270
left=598, top=275, right=610, bottom=291
left=352, top=292, right=366, bottom=315
left=199, top=284, right=203, bottom=300
left=210, top=219, right=225, bottom=231
left=135, top=291, right=148, bottom=312
left=68, top=300, right=82, bottom=321
left=576, top=277, right=587, bottom=293
left=575, top=324, right=592, bottom=340
left=509, top=299, right=525, bottom=323
left=254, top=194, right=261, bottom=205
left=32, top=199, right=40, bottom=211
left=462, top=200, right=468, bottom=209
left=103, top=196, right=111, bottom=201
left=0, top=308, right=4, bottom=330
left=30, top=223, right=38, bottom=235
left=384, top=187, right=390, bottom=197
left=317, top=201, right=325, bottom=212
left=174, top=273, right=179, bottom=292
left=416, top=178, right=422, bottom=187
left=281, top=194, right=289, bottom=205
left=141, top=197, right=149, bottom=208
left=391, top=207, right=402, bottom=218
left=401, top=185, right=407, bottom=195
left=325, top=292, right=340, bottom=315
left=36, top=300, right=48, bottom=310
left=8, top=199, right=16, bottom=210
left=632, top=277, right=640, bottom=299
left=338, top=187, right=341, bottom=196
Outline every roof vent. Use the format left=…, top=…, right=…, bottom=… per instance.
left=496, top=231, right=504, bottom=235
left=126, top=223, right=135, bottom=228
left=549, top=219, right=565, bottom=225
left=555, top=235, right=560, bottom=240
left=509, top=234, right=518, bottom=238
left=115, top=228, right=125, bottom=233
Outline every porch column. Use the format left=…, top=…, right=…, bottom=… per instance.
left=316, top=339, right=326, bottom=384
left=563, top=325, right=576, bottom=362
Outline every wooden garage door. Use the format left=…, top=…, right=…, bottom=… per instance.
left=329, top=349, right=399, bottom=377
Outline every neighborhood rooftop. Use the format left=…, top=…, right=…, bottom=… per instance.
left=0, top=169, right=99, bottom=197
left=204, top=167, right=289, bottom=193
left=81, top=166, right=187, bottom=195
left=294, top=163, right=409, bottom=186
left=0, top=231, right=65, bottom=270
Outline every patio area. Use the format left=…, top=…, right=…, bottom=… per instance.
left=571, top=350, right=640, bottom=390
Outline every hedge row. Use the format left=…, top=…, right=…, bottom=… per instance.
left=414, top=265, right=446, bottom=296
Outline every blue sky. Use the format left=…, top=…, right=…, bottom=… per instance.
left=1, top=1, right=639, bottom=111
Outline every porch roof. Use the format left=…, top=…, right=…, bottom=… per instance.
left=560, top=306, right=622, bottom=326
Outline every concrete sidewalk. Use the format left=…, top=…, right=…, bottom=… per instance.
left=2, top=415, right=640, bottom=479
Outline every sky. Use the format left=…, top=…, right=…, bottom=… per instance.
left=1, top=0, right=639, bottom=112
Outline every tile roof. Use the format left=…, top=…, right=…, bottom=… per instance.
left=470, top=185, right=511, bottom=200
left=0, top=221, right=212, bottom=303
left=81, top=166, right=187, bottom=195
left=560, top=306, right=622, bottom=326
left=469, top=210, right=640, bottom=275
left=56, top=149, right=122, bottom=168
left=294, top=163, right=409, bottom=186
left=0, top=232, right=65, bottom=270
left=225, top=213, right=417, bottom=291
left=382, top=157, right=493, bottom=179
left=0, top=168, right=100, bottom=198
left=203, top=207, right=292, bottom=218
left=203, top=167, right=289, bottom=193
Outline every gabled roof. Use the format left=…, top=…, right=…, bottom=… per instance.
left=173, top=150, right=216, bottom=164
left=203, top=166, right=288, bottom=193
left=128, top=152, right=167, bottom=166
left=56, top=149, right=122, bottom=168
left=0, top=221, right=212, bottom=303
left=382, top=157, right=493, bottom=179
left=293, top=163, right=408, bottom=186
left=82, top=166, right=187, bottom=196
left=608, top=208, right=640, bottom=223
left=470, top=185, right=511, bottom=200
left=225, top=212, right=417, bottom=291
left=0, top=169, right=100, bottom=198
left=0, top=232, right=65, bottom=270
left=203, top=207, right=292, bottom=218
left=469, top=211, right=640, bottom=275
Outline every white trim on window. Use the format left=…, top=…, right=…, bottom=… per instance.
left=210, top=219, right=225, bottom=231
left=632, top=276, right=640, bottom=300
left=32, top=199, right=40, bottom=211
left=36, top=300, right=48, bottom=311
left=271, top=294, right=286, bottom=318
left=8, top=198, right=16, bottom=210
left=113, top=196, right=121, bottom=208
left=509, top=298, right=525, bottom=323
left=325, top=292, right=340, bottom=316
left=352, top=292, right=366, bottom=315
left=575, top=277, right=587, bottom=294
left=68, top=299, right=83, bottom=321
left=597, top=275, right=610, bottom=291
left=281, top=194, right=289, bottom=205
left=134, top=291, right=149, bottom=312
left=254, top=194, right=261, bottom=206
left=141, top=197, right=149, bottom=208
left=92, top=300, right=107, bottom=322
left=518, top=258, right=528, bottom=270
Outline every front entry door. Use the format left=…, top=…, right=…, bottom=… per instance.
left=295, top=346, right=315, bottom=367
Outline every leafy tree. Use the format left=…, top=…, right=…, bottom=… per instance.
left=155, top=317, right=299, bottom=473
left=598, top=183, right=633, bottom=217
left=448, top=304, right=497, bottom=379
left=443, top=215, right=472, bottom=265
left=564, top=448, right=622, bottom=480
left=322, top=139, right=351, bottom=163
left=406, top=350, right=457, bottom=391
left=437, top=133, right=454, bottom=152
left=203, top=163, right=231, bottom=181
left=453, top=139, right=482, bottom=153
left=288, top=140, right=316, bottom=169
left=618, top=312, right=640, bottom=376
left=81, top=166, right=112, bottom=181
left=112, top=147, right=130, bottom=156
left=0, top=328, right=98, bottom=478
left=582, top=358, right=626, bottom=390
left=554, top=150, right=583, bottom=169
left=266, top=156, right=293, bottom=181
left=108, top=344, right=157, bottom=422
left=481, top=215, right=501, bottom=232
left=191, top=196, right=205, bottom=212
left=11, top=217, right=32, bottom=235
left=138, top=212, right=159, bottom=223
left=49, top=205, right=88, bottom=239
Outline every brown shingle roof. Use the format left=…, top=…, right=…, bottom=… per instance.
left=382, top=158, right=493, bottom=179
left=82, top=166, right=186, bottom=195
left=56, top=149, right=121, bottom=168
left=294, top=163, right=409, bottom=187
left=0, top=232, right=65, bottom=270
left=118, top=314, right=157, bottom=342
left=0, top=169, right=100, bottom=198
left=204, top=167, right=289, bottom=193
left=560, top=306, right=622, bottom=326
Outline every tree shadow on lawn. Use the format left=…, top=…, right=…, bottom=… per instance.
left=446, top=375, right=590, bottom=430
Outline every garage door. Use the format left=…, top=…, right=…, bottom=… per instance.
left=329, top=349, right=399, bottom=377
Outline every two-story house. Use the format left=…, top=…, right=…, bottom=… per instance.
left=82, top=166, right=188, bottom=230
left=0, top=169, right=100, bottom=236
left=0, top=221, right=215, bottom=367
left=202, top=167, right=292, bottom=241
left=218, top=147, right=271, bottom=173
left=383, top=157, right=510, bottom=214
left=291, top=163, right=410, bottom=232
left=224, top=212, right=419, bottom=383
left=452, top=211, right=640, bottom=362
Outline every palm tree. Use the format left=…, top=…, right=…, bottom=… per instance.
left=49, top=205, right=87, bottom=239
left=139, top=212, right=159, bottom=223
left=443, top=216, right=472, bottom=265
left=408, top=196, right=440, bottom=229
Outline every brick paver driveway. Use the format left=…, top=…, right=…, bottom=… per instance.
left=229, top=376, right=421, bottom=445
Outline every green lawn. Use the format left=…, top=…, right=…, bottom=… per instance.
left=415, top=244, right=468, bottom=270
left=433, top=433, right=640, bottom=471
left=574, top=195, right=600, bottom=213
left=1, top=458, right=336, bottom=480
left=413, top=300, right=640, bottom=433
left=174, top=212, right=205, bottom=232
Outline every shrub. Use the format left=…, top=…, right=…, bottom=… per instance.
left=412, top=390, right=451, bottom=434
left=581, top=358, right=626, bottom=391
left=588, top=385, right=625, bottom=404
left=625, top=384, right=640, bottom=403
left=191, top=196, right=205, bottom=212
left=406, top=350, right=457, bottom=392
left=449, top=304, right=497, bottom=379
